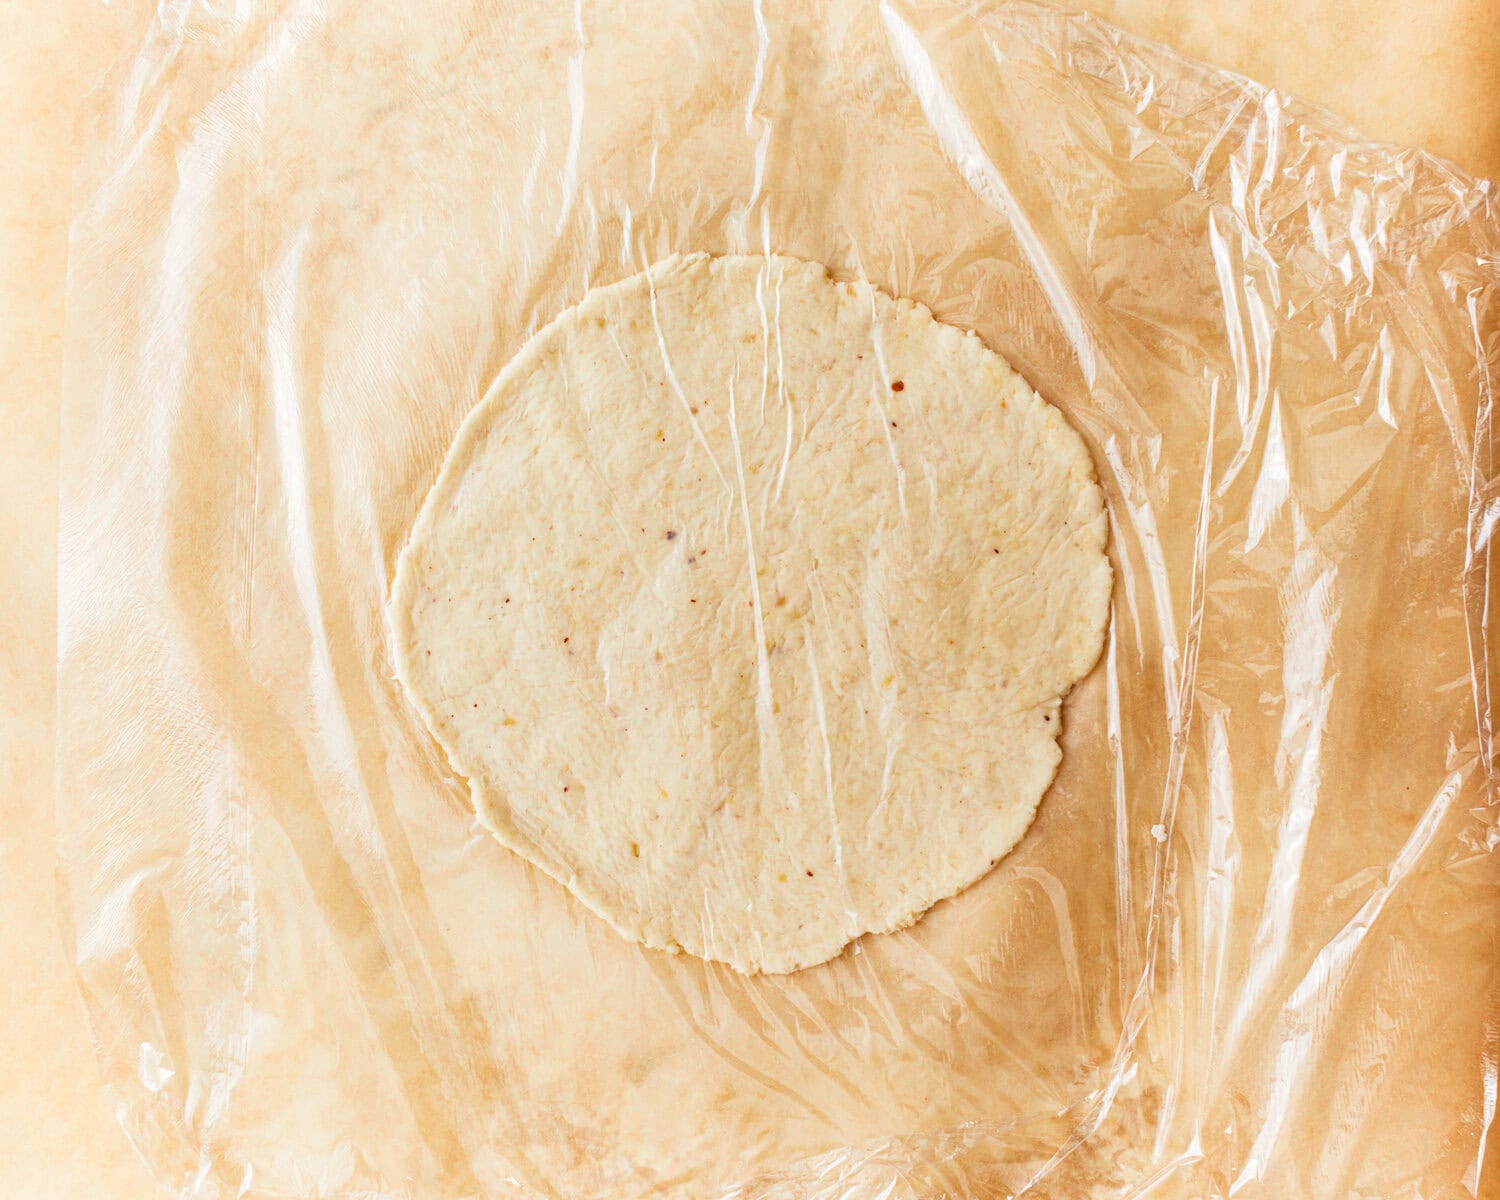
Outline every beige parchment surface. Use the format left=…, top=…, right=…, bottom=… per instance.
left=3, top=1, right=1497, bottom=1198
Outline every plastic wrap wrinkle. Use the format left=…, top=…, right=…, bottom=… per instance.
left=57, top=0, right=1498, bottom=1197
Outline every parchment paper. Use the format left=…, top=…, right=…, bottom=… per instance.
left=58, top=1, right=1498, bottom=1196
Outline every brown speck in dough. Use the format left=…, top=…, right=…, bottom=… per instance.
left=891, top=380, right=904, bottom=392
left=631, top=842, right=640, bottom=858
left=665, top=530, right=677, bottom=541
left=806, top=870, right=814, bottom=877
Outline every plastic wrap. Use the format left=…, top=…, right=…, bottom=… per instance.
left=57, top=1, right=1498, bottom=1196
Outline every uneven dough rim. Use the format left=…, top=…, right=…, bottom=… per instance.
left=389, top=252, right=1111, bottom=974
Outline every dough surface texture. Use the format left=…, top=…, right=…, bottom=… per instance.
left=391, top=253, right=1111, bottom=973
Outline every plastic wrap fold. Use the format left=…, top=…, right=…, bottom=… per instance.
left=58, top=0, right=1499, bottom=1196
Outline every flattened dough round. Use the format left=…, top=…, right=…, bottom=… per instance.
left=391, top=253, right=1110, bottom=973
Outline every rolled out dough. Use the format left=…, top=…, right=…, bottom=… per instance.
left=390, top=253, right=1110, bottom=973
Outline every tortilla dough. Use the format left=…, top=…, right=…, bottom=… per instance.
left=390, top=253, right=1110, bottom=973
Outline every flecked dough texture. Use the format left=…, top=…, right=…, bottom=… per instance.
left=390, top=253, right=1111, bottom=973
